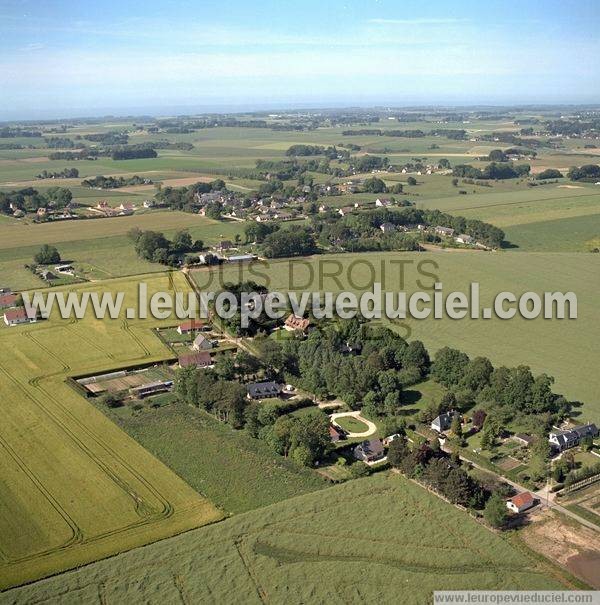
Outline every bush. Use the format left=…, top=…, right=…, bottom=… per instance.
left=349, top=461, right=371, bottom=478
left=483, top=493, right=508, bottom=528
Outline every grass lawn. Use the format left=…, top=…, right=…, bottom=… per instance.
left=4, top=474, right=575, bottom=604
left=334, top=415, right=370, bottom=433
left=103, top=401, right=327, bottom=514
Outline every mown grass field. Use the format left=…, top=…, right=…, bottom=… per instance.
left=103, top=401, right=327, bottom=514
left=203, top=251, right=600, bottom=422
left=0, top=273, right=223, bottom=590
left=2, top=474, right=576, bottom=604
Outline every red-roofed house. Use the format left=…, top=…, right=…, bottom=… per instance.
left=178, top=351, right=213, bottom=369
left=284, top=314, right=310, bottom=333
left=4, top=307, right=36, bottom=326
left=506, top=492, right=535, bottom=514
left=177, top=319, right=206, bottom=335
left=0, top=293, right=17, bottom=309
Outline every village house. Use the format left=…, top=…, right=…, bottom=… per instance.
left=177, top=319, right=206, bottom=335
left=380, top=222, right=396, bottom=234
left=3, top=307, right=36, bottom=326
left=435, top=226, right=455, bottom=237
left=431, top=410, right=460, bottom=433
left=118, top=202, right=136, bottom=212
left=246, top=381, right=281, bottom=400
left=506, top=492, right=535, bottom=514
left=455, top=234, right=474, bottom=245
left=217, top=240, right=234, bottom=252
left=0, top=292, right=17, bottom=309
left=338, top=206, right=354, bottom=217
left=178, top=351, right=213, bottom=369
left=548, top=423, right=599, bottom=451
left=192, top=333, right=213, bottom=351
left=375, top=198, right=393, bottom=207
left=284, top=314, right=310, bottom=333
left=353, top=439, right=385, bottom=463
left=329, top=426, right=343, bottom=443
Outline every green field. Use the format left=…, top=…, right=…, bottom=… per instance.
left=102, top=401, right=327, bottom=514
left=0, top=273, right=222, bottom=590
left=0, top=212, right=246, bottom=289
left=1, top=474, right=574, bottom=604
left=202, top=251, right=600, bottom=422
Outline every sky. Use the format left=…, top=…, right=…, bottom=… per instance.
left=1, top=0, right=599, bottom=119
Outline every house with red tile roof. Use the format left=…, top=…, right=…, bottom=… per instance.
left=3, top=307, right=36, bottom=326
left=284, top=314, right=310, bottom=333
left=506, top=492, right=535, bottom=513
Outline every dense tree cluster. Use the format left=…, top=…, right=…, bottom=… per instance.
left=154, top=179, right=226, bottom=212
left=36, top=168, right=79, bottom=179
left=311, top=207, right=504, bottom=249
left=0, top=186, right=72, bottom=214
left=430, top=346, right=570, bottom=453
left=452, top=162, right=530, bottom=180
left=44, top=137, right=76, bottom=148
left=262, top=228, right=318, bottom=258
left=111, top=146, right=157, bottom=160
left=286, top=144, right=349, bottom=160
left=81, top=175, right=152, bottom=189
left=536, top=169, right=563, bottom=180
left=267, top=323, right=429, bottom=414
left=388, top=435, right=486, bottom=508
left=128, top=228, right=202, bottom=266
left=567, top=164, right=600, bottom=182
left=34, top=244, right=61, bottom=264
left=83, top=131, right=129, bottom=145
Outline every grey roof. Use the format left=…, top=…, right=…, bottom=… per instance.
left=247, top=381, right=281, bottom=398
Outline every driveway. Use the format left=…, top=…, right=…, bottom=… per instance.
left=330, top=410, right=377, bottom=438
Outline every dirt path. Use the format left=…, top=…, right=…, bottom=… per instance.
left=330, top=410, right=377, bottom=438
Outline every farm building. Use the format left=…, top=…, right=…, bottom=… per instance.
left=431, top=410, right=460, bottom=433
left=130, top=380, right=173, bottom=398
left=455, top=234, right=474, bottom=245
left=246, top=381, right=281, bottom=400
left=329, top=426, right=343, bottom=443
left=506, top=492, right=535, bottom=514
left=435, top=226, right=455, bottom=237
left=177, top=319, right=206, bottom=335
left=0, top=292, right=17, bottom=309
left=192, top=333, right=213, bottom=351
left=178, top=351, right=213, bottom=369
left=513, top=433, right=535, bottom=447
left=548, top=423, right=599, bottom=451
left=380, top=222, right=396, bottom=234
left=284, top=314, right=310, bottom=333
left=353, top=439, right=385, bottom=463
left=227, top=254, right=256, bottom=263
left=3, top=307, right=36, bottom=326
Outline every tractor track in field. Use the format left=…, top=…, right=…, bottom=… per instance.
left=20, top=331, right=174, bottom=524
left=0, top=328, right=178, bottom=571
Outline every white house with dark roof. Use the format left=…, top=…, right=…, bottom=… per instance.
left=548, top=423, right=598, bottom=451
